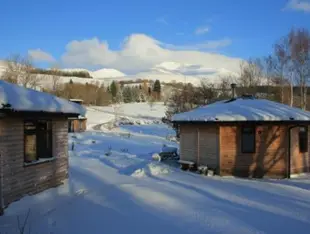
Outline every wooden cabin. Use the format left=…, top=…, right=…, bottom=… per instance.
left=0, top=81, right=85, bottom=214
left=172, top=94, right=310, bottom=179
left=68, top=99, right=87, bottom=132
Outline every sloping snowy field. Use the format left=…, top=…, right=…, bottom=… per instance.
left=86, top=102, right=166, bottom=130
left=0, top=103, right=310, bottom=234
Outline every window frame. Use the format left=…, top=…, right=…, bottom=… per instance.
left=24, top=119, right=53, bottom=164
left=299, top=126, right=308, bottom=153
left=241, top=126, right=256, bottom=154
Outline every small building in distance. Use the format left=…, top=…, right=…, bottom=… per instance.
left=172, top=85, right=310, bottom=179
left=0, top=80, right=85, bottom=214
left=68, top=99, right=87, bottom=132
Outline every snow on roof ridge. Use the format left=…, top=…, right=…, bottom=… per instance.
left=0, top=80, right=86, bottom=115
left=172, top=97, right=310, bottom=122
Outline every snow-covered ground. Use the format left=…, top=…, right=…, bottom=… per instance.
left=1, top=102, right=310, bottom=234
left=86, top=102, right=166, bottom=130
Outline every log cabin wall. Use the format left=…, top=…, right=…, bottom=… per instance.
left=0, top=117, right=69, bottom=207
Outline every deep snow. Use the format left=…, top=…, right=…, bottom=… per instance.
left=0, top=102, right=310, bottom=234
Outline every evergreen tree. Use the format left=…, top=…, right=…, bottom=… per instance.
left=153, top=79, right=161, bottom=93
left=131, top=87, right=140, bottom=102
left=110, top=81, right=117, bottom=99
left=153, top=80, right=161, bottom=100
left=122, top=86, right=133, bottom=103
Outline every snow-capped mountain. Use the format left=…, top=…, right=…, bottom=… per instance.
left=0, top=59, right=239, bottom=87
left=91, top=68, right=126, bottom=79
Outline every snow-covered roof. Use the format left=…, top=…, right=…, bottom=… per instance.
left=0, top=80, right=86, bottom=116
left=172, top=96, right=310, bottom=122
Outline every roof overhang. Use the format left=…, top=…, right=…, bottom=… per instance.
left=68, top=116, right=87, bottom=120
left=0, top=109, right=80, bottom=118
left=172, top=120, right=310, bottom=125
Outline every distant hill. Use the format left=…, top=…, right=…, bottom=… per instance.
left=0, top=60, right=239, bottom=88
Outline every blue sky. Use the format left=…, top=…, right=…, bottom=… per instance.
left=0, top=0, right=310, bottom=72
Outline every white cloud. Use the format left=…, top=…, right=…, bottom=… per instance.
left=284, top=0, right=310, bottom=12
left=195, top=26, right=210, bottom=35
left=61, top=34, right=241, bottom=74
left=28, top=49, right=55, bottom=62
left=163, top=38, right=232, bottom=50
left=155, top=17, right=169, bottom=25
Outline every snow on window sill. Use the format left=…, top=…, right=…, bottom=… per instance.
left=24, top=157, right=56, bottom=167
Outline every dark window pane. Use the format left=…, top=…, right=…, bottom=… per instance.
left=241, top=126, right=256, bottom=153
left=299, top=127, right=308, bottom=153
left=24, top=120, right=53, bottom=162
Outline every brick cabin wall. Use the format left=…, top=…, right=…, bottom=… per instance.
left=219, top=124, right=310, bottom=178
left=219, top=125, right=289, bottom=178
left=0, top=117, right=69, bottom=207
left=289, top=126, right=310, bottom=175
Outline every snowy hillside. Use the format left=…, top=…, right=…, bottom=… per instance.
left=86, top=102, right=167, bottom=130
left=0, top=60, right=238, bottom=87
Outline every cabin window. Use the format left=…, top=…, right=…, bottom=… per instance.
left=299, top=126, right=308, bottom=153
left=24, top=120, right=53, bottom=163
left=241, top=126, right=256, bottom=153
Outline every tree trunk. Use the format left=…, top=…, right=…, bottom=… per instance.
left=304, top=86, right=308, bottom=110
left=300, top=82, right=304, bottom=109
left=281, top=76, right=284, bottom=103
left=290, top=82, right=294, bottom=107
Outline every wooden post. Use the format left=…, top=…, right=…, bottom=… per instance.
left=0, top=152, right=3, bottom=215
left=197, top=128, right=200, bottom=166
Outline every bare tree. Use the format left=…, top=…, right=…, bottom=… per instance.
left=50, top=65, right=61, bottom=93
left=1, top=54, right=41, bottom=89
left=288, top=28, right=310, bottom=110
left=272, top=34, right=297, bottom=105
left=217, top=75, right=238, bottom=98
left=198, top=81, right=217, bottom=104
left=239, top=59, right=263, bottom=89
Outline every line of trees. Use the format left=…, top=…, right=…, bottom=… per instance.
left=108, top=79, right=162, bottom=104
left=31, top=68, right=92, bottom=78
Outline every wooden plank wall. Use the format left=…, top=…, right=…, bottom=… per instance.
left=180, top=125, right=197, bottom=162
left=219, top=125, right=288, bottom=178
left=72, top=119, right=87, bottom=132
left=180, top=124, right=219, bottom=168
left=0, top=118, right=69, bottom=207
left=198, top=126, right=219, bottom=169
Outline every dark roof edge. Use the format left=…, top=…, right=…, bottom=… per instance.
left=172, top=120, right=310, bottom=125
left=0, top=109, right=80, bottom=118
